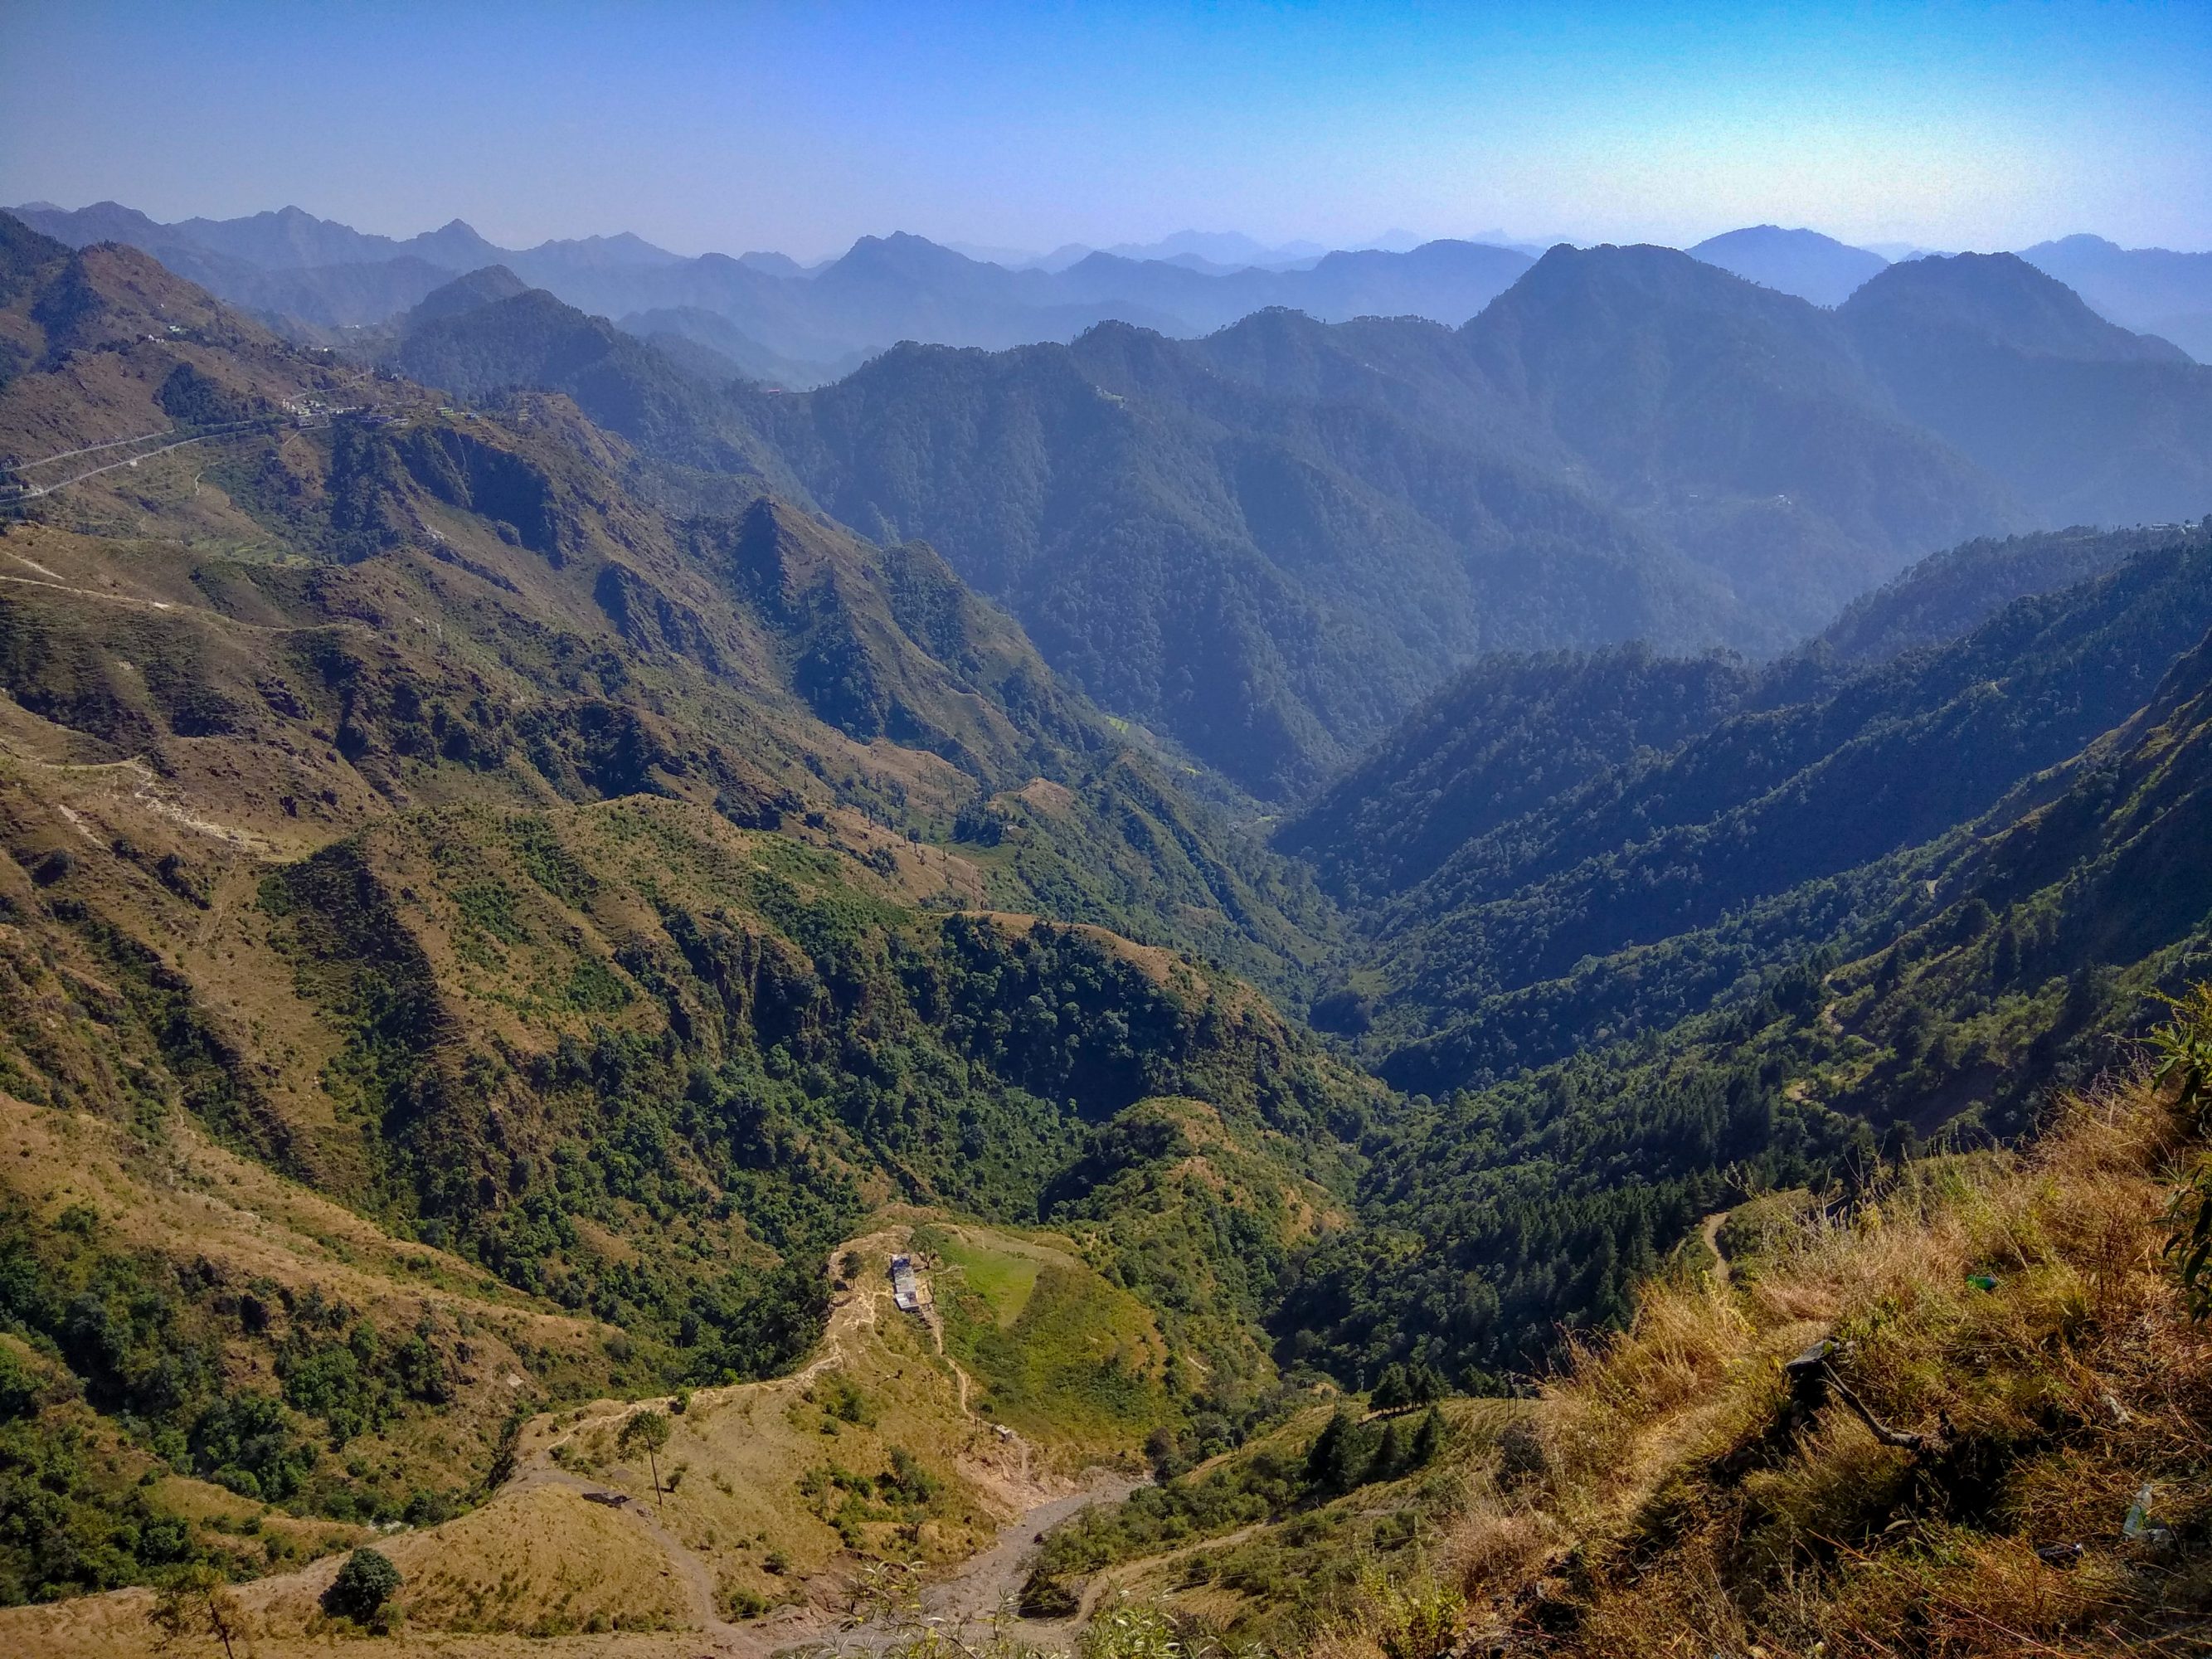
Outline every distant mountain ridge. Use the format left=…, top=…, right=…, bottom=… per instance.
left=27, top=200, right=2200, bottom=801
left=21, top=197, right=2203, bottom=377
left=2019, top=233, right=2212, bottom=362
left=8, top=200, right=1537, bottom=366
left=1839, top=252, right=2212, bottom=525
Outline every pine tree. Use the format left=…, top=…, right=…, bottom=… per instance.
left=1409, top=1404, right=1445, bottom=1468
left=1305, top=1405, right=1364, bottom=1495
left=619, top=1407, right=674, bottom=1503
left=1305, top=1405, right=1349, bottom=1484
left=1368, top=1418, right=1408, bottom=1482
left=1370, top=1361, right=1412, bottom=1413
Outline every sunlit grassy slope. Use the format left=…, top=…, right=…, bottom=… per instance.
left=917, top=1222, right=1172, bottom=1458
left=1023, top=1006, right=2212, bottom=1657
left=0, top=1220, right=1125, bottom=1653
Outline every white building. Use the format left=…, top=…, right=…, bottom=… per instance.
left=890, top=1253, right=925, bottom=1313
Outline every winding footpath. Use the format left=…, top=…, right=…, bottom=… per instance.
left=498, top=1233, right=1139, bottom=1657
left=1699, top=1209, right=1733, bottom=1290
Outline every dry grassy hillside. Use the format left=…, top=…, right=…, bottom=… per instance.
left=0, top=1219, right=1159, bottom=1657
left=1319, top=1038, right=2211, bottom=1656
left=960, top=1004, right=2212, bottom=1659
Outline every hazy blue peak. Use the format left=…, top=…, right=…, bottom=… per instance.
left=738, top=250, right=811, bottom=279
left=1845, top=249, right=2191, bottom=363
left=1688, top=224, right=1889, bottom=307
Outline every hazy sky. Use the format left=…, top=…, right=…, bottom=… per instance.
left=4, top=1, right=2207, bottom=259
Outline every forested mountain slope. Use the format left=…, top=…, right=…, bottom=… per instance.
left=729, top=248, right=2035, bottom=792
left=734, top=314, right=1730, bottom=798
left=0, top=217, right=1388, bottom=1609
left=1274, top=648, right=1759, bottom=913
left=352, top=244, right=2208, bottom=802
left=387, top=285, right=790, bottom=482
left=1276, top=563, right=2212, bottom=1382
left=1839, top=252, right=2212, bottom=526
left=0, top=214, right=1338, bottom=979
left=1292, top=525, right=2212, bottom=1082
left=1460, top=244, right=2018, bottom=632
left=1285, top=521, right=2212, bottom=917
left=733, top=248, right=2203, bottom=794
left=1810, top=521, right=2190, bottom=664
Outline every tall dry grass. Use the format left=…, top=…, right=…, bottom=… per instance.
left=1393, top=1062, right=2212, bottom=1657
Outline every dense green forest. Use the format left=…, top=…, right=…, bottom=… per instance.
left=1292, top=523, right=2212, bottom=1078
left=1271, top=528, right=2212, bottom=1384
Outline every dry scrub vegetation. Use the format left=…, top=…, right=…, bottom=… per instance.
left=1307, top=1012, right=2212, bottom=1657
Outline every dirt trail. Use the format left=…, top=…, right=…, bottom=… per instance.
left=490, top=1228, right=1132, bottom=1655
left=920, top=1289, right=1033, bottom=1489
left=1699, top=1210, right=1733, bottom=1290
left=1070, top=1520, right=1263, bottom=1621
left=0, top=566, right=374, bottom=642
left=12, top=752, right=279, bottom=853
left=488, top=1234, right=915, bottom=1651
left=831, top=1469, right=1143, bottom=1655
left=538, top=1467, right=737, bottom=1643
left=516, top=1232, right=905, bottom=1470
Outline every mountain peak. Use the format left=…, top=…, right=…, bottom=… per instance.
left=822, top=231, right=984, bottom=285
left=1845, top=250, right=2188, bottom=362
left=1689, top=224, right=1888, bottom=306
left=404, top=263, right=532, bottom=326
left=2030, top=232, right=2125, bottom=255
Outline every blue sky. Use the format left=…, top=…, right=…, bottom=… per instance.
left=3, top=2, right=2206, bottom=258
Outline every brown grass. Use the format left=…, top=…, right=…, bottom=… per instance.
left=1415, top=1072, right=2212, bottom=1657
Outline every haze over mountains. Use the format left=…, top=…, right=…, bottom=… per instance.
left=9, top=202, right=1542, bottom=384
left=8, top=197, right=2210, bottom=805
left=17, top=200, right=2209, bottom=389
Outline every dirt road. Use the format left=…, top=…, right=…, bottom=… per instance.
left=828, top=1468, right=1143, bottom=1656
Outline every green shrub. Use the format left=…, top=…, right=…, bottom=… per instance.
left=1019, top=1568, right=1080, bottom=1618
left=323, top=1545, right=401, bottom=1622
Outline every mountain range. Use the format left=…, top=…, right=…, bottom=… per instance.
left=2, top=203, right=2212, bottom=1651
left=19, top=202, right=2206, bottom=398
left=359, top=240, right=2212, bottom=800
left=20, top=198, right=2206, bottom=805
left=6, top=202, right=1539, bottom=380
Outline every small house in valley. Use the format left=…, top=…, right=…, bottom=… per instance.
left=889, top=1253, right=926, bottom=1313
